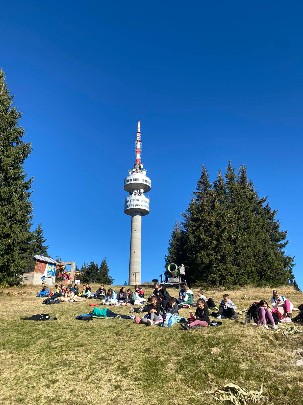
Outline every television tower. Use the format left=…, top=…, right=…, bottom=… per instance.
left=124, top=121, right=151, bottom=285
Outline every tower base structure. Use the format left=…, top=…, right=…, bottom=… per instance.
left=129, top=214, right=142, bottom=285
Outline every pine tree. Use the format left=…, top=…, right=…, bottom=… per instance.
left=175, top=163, right=295, bottom=287
left=78, top=263, right=89, bottom=283
left=79, top=261, right=98, bottom=283
left=165, top=222, right=186, bottom=277
left=98, top=258, right=113, bottom=285
left=79, top=259, right=113, bottom=284
left=0, top=70, right=34, bottom=285
left=182, top=165, right=216, bottom=284
left=32, top=223, right=49, bottom=256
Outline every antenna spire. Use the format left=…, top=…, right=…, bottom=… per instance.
left=135, top=120, right=141, bottom=166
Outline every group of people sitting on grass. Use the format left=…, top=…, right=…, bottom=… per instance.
left=37, top=281, right=302, bottom=330
left=37, top=283, right=146, bottom=306
left=245, top=289, right=295, bottom=329
left=133, top=285, right=299, bottom=330
left=132, top=283, right=220, bottom=328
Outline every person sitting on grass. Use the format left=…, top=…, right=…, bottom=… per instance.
left=70, top=283, right=79, bottom=296
left=81, top=284, right=93, bottom=298
left=152, top=283, right=171, bottom=310
left=216, top=294, right=237, bottom=319
left=178, top=285, right=194, bottom=307
left=52, top=284, right=62, bottom=297
left=135, top=285, right=145, bottom=298
left=271, top=290, right=293, bottom=320
left=131, top=290, right=147, bottom=306
left=163, top=297, right=180, bottom=327
left=126, top=288, right=133, bottom=303
left=36, top=285, right=50, bottom=297
left=165, top=297, right=179, bottom=315
left=292, top=304, right=303, bottom=324
left=177, top=283, right=187, bottom=303
left=258, top=300, right=278, bottom=329
left=136, top=296, right=163, bottom=326
left=129, top=296, right=152, bottom=314
left=180, top=299, right=210, bottom=330
left=152, top=283, right=165, bottom=301
left=197, top=288, right=217, bottom=309
left=95, top=284, right=106, bottom=300
left=117, top=287, right=128, bottom=304
left=102, top=288, right=117, bottom=305
left=60, top=287, right=86, bottom=302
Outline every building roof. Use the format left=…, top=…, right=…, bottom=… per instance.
left=34, top=255, right=58, bottom=264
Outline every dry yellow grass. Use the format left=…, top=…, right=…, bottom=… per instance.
left=0, top=285, right=302, bottom=404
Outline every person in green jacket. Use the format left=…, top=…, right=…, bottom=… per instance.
left=91, top=307, right=134, bottom=320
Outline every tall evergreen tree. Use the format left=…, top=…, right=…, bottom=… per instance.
left=0, top=70, right=33, bottom=285
left=99, top=258, right=114, bottom=285
left=165, top=222, right=186, bottom=277
left=79, top=261, right=99, bottom=284
left=32, top=223, right=49, bottom=256
left=182, top=165, right=219, bottom=284
left=168, top=163, right=295, bottom=287
left=79, top=259, right=113, bottom=285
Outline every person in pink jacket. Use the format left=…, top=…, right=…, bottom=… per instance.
left=271, top=290, right=293, bottom=319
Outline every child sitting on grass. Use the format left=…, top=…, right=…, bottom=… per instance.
left=36, top=285, right=50, bottom=297
left=178, top=285, right=194, bottom=307
left=136, top=296, right=163, bottom=326
left=117, top=287, right=128, bottom=304
left=197, top=288, right=217, bottom=309
left=258, top=300, right=278, bottom=329
left=164, top=297, right=179, bottom=315
left=271, top=290, right=293, bottom=320
left=102, top=288, right=117, bottom=305
left=131, top=290, right=147, bottom=305
left=95, top=285, right=106, bottom=300
left=216, top=294, right=237, bottom=319
left=180, top=299, right=210, bottom=330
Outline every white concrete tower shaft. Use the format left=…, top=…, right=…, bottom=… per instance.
left=129, top=214, right=142, bottom=285
left=124, top=122, right=151, bottom=286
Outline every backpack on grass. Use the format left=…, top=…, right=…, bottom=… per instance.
left=162, top=313, right=180, bottom=327
left=21, top=314, right=57, bottom=321
left=75, top=313, right=93, bottom=321
left=43, top=297, right=61, bottom=305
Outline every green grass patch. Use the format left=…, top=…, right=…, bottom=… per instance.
left=0, top=285, right=302, bottom=404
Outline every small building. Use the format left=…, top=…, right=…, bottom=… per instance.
left=22, top=255, right=58, bottom=286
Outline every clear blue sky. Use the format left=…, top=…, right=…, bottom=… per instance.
left=1, top=1, right=302, bottom=287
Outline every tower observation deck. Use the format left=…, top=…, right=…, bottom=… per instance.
left=124, top=121, right=151, bottom=285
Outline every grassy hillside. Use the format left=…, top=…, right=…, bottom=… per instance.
left=0, top=285, right=302, bottom=405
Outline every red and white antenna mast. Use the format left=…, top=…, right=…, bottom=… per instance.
left=135, top=120, right=141, bottom=167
